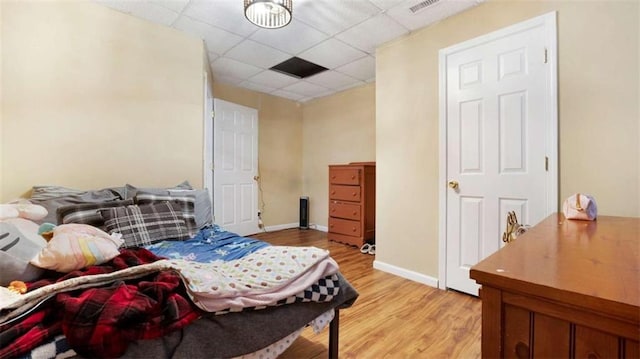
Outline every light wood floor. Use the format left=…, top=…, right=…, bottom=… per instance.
left=252, top=228, right=481, bottom=358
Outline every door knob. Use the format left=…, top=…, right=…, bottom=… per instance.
left=448, top=181, right=459, bottom=189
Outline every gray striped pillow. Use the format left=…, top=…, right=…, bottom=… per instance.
left=134, top=192, right=197, bottom=236
left=56, top=199, right=134, bottom=229
left=100, top=202, right=190, bottom=248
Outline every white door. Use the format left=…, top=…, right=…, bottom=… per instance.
left=439, top=13, right=558, bottom=295
left=213, top=99, right=259, bottom=236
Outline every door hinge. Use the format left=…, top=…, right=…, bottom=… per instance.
left=211, top=111, right=215, bottom=119
left=544, top=48, right=548, bottom=64
left=545, top=156, right=549, bottom=171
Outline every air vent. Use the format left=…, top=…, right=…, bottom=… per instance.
left=409, top=0, right=440, bottom=13
left=269, top=57, right=328, bottom=79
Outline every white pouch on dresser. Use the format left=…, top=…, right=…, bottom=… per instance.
left=562, top=193, right=597, bottom=221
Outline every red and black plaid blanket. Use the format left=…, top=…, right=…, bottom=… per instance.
left=0, top=248, right=201, bottom=358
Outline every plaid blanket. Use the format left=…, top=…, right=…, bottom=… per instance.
left=0, top=248, right=200, bottom=359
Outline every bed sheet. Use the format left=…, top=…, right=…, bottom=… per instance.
left=144, top=225, right=269, bottom=262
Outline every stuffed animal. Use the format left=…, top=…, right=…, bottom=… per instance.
left=0, top=201, right=49, bottom=288
left=0, top=200, right=48, bottom=221
left=0, top=219, right=47, bottom=286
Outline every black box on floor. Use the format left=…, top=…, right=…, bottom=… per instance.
left=299, top=196, right=309, bottom=229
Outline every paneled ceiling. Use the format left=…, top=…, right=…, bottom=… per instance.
left=95, top=0, right=483, bottom=102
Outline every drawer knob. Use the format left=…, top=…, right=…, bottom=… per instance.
left=331, top=175, right=336, bottom=179
left=351, top=175, right=356, bottom=180
left=352, top=192, right=357, bottom=196
left=353, top=211, right=357, bottom=215
left=331, top=208, right=335, bottom=212
left=515, top=342, right=529, bottom=359
left=331, top=191, right=336, bottom=195
left=352, top=227, right=356, bottom=232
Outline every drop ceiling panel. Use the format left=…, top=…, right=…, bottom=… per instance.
left=215, top=75, right=245, bottom=87
left=211, top=57, right=262, bottom=80
left=294, top=0, right=382, bottom=36
left=249, top=19, right=328, bottom=55
left=153, top=0, right=190, bottom=14
left=173, top=16, right=244, bottom=55
left=183, top=0, right=259, bottom=37
left=368, top=0, right=408, bottom=11
left=299, top=38, right=367, bottom=69
left=335, top=13, right=409, bottom=54
left=207, top=52, right=220, bottom=63
left=225, top=39, right=290, bottom=69
left=281, top=81, right=331, bottom=97
left=272, top=89, right=307, bottom=101
left=305, top=71, right=363, bottom=90
left=335, top=56, right=376, bottom=81
left=248, top=70, right=300, bottom=88
left=386, top=0, right=480, bottom=31
left=97, top=1, right=179, bottom=26
left=239, top=81, right=278, bottom=94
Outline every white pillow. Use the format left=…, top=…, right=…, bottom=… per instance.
left=0, top=201, right=48, bottom=221
left=11, top=200, right=48, bottom=221
left=0, top=205, right=19, bottom=220
left=31, top=224, right=124, bottom=273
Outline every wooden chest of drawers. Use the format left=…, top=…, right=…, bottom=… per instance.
left=328, top=163, right=375, bottom=247
left=470, top=214, right=640, bottom=358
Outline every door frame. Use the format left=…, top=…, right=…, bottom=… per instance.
left=203, top=72, right=214, bottom=208
left=437, top=12, right=558, bottom=290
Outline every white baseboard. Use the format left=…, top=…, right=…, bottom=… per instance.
left=309, top=224, right=328, bottom=232
left=259, top=223, right=330, bottom=233
left=373, top=260, right=439, bottom=288
left=263, top=223, right=299, bottom=232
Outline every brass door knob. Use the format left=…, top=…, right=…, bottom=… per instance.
left=448, top=181, right=459, bottom=189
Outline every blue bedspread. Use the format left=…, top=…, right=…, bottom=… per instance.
left=145, top=225, right=269, bottom=263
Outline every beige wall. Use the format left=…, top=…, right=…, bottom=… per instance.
left=1, top=1, right=204, bottom=201
left=213, top=82, right=303, bottom=227
left=302, top=83, right=376, bottom=227
left=376, top=0, right=639, bottom=279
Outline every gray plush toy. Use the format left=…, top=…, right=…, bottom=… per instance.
left=0, top=222, right=46, bottom=286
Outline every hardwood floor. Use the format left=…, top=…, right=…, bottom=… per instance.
left=251, top=228, right=481, bottom=358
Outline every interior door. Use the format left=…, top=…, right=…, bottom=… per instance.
left=213, top=99, right=259, bottom=236
left=441, top=13, right=557, bottom=295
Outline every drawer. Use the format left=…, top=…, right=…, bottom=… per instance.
left=329, top=168, right=360, bottom=185
left=329, top=217, right=362, bottom=237
left=329, top=185, right=361, bottom=202
left=329, top=202, right=361, bottom=221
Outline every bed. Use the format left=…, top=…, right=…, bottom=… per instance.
left=0, top=183, right=358, bottom=359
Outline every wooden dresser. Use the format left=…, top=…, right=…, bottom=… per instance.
left=328, top=162, right=375, bottom=247
left=470, top=214, right=639, bottom=358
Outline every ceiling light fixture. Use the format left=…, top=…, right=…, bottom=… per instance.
left=244, top=0, right=292, bottom=29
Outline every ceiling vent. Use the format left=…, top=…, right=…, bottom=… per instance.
left=269, top=57, right=328, bottom=79
left=409, top=0, right=440, bottom=13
